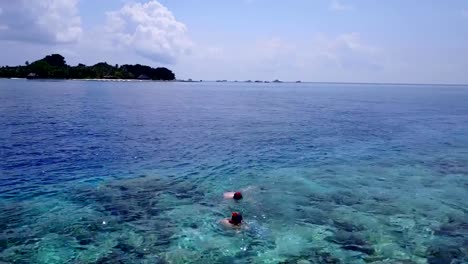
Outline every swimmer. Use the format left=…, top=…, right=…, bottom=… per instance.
left=224, top=186, right=257, bottom=200
left=220, top=212, right=245, bottom=229
left=224, top=191, right=243, bottom=200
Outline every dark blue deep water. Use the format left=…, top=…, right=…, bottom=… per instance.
left=1, top=79, right=468, bottom=263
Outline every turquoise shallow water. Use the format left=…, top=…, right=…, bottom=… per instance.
left=1, top=80, right=468, bottom=263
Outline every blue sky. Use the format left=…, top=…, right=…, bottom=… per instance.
left=1, top=0, right=468, bottom=83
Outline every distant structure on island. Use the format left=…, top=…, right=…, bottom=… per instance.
left=296, top=80, right=302, bottom=83
left=26, top=73, right=38, bottom=79
left=178, top=79, right=204, bottom=82
left=273, top=79, right=283, bottom=83
left=0, top=54, right=176, bottom=81
left=137, top=74, right=150, bottom=80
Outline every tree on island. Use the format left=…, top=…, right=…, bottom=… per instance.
left=42, top=54, right=67, bottom=67
left=0, top=54, right=176, bottom=81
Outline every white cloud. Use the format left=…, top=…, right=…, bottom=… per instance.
left=330, top=0, right=354, bottom=11
left=308, top=33, right=381, bottom=71
left=176, top=32, right=383, bottom=82
left=104, top=1, right=192, bottom=64
left=0, top=0, right=82, bottom=43
left=251, top=33, right=381, bottom=73
left=320, top=33, right=377, bottom=56
left=462, top=8, right=468, bottom=18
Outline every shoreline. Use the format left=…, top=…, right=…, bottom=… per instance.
left=0, top=77, right=175, bottom=82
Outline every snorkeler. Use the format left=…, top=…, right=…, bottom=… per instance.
left=224, top=185, right=257, bottom=200
left=224, top=191, right=243, bottom=200
left=220, top=212, right=244, bottom=229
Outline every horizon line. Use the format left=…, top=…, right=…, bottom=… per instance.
left=190, top=80, right=468, bottom=87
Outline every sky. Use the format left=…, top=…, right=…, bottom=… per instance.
left=0, top=0, right=468, bottom=84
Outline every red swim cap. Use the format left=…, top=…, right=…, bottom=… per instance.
left=230, top=212, right=243, bottom=225
left=233, top=192, right=243, bottom=200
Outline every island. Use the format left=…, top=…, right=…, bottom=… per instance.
left=0, top=54, right=176, bottom=81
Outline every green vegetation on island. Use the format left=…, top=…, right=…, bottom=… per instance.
left=0, top=54, right=176, bottom=81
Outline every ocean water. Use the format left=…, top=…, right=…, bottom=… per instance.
left=1, top=79, right=468, bottom=264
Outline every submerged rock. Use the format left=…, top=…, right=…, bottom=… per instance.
left=432, top=158, right=468, bottom=175
left=427, top=244, right=464, bottom=264
left=341, top=244, right=375, bottom=255
left=326, top=231, right=375, bottom=255
left=330, top=191, right=361, bottom=206
left=71, top=175, right=202, bottom=225
left=366, top=260, right=417, bottom=264
left=434, top=216, right=468, bottom=238
left=297, top=207, right=330, bottom=225
left=278, top=249, right=341, bottom=264
left=315, top=251, right=341, bottom=264
left=326, top=231, right=367, bottom=246
left=332, top=218, right=365, bottom=232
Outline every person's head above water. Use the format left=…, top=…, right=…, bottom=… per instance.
left=233, top=192, right=243, bottom=200
left=229, top=212, right=243, bottom=225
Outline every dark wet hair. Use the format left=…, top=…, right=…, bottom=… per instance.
left=233, top=192, right=243, bottom=200
left=230, top=212, right=243, bottom=225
